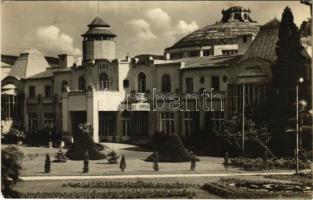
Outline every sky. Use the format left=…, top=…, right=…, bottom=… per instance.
left=1, top=1, right=311, bottom=59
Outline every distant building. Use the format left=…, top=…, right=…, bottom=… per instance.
left=1, top=7, right=311, bottom=143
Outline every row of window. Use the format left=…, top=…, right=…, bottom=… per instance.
left=170, top=49, right=214, bottom=59
left=29, top=85, right=52, bottom=98
left=99, top=111, right=225, bottom=137
left=28, top=113, right=55, bottom=133
left=28, top=73, right=221, bottom=97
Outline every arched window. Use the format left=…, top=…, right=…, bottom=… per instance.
left=99, top=73, right=110, bottom=90
left=161, top=74, right=171, bottom=93
left=138, top=72, right=146, bottom=93
left=78, top=76, right=86, bottom=90
left=61, top=81, right=68, bottom=92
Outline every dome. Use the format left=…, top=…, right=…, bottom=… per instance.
left=165, top=6, right=259, bottom=51
left=166, top=22, right=259, bottom=50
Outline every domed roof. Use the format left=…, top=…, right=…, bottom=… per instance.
left=165, top=6, right=259, bottom=51
left=166, top=22, right=259, bottom=50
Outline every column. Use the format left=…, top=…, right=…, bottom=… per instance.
left=87, top=90, right=99, bottom=143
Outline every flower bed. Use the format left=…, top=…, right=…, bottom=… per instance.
left=229, top=157, right=311, bottom=171
left=201, top=178, right=312, bottom=199
left=265, top=172, right=313, bottom=186
left=62, top=180, right=198, bottom=189
left=20, top=189, right=196, bottom=198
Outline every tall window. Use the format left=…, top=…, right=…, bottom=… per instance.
left=160, top=112, right=175, bottom=134
left=161, top=74, right=171, bottom=93
left=44, top=113, right=55, bottom=126
left=211, top=111, right=224, bottom=133
left=99, top=115, right=114, bottom=137
left=1, top=95, right=17, bottom=119
left=28, top=113, right=38, bottom=133
left=45, top=85, right=52, bottom=98
left=185, top=78, right=193, bottom=93
left=138, top=72, right=146, bottom=93
left=99, top=73, right=110, bottom=90
left=122, top=118, right=130, bottom=136
left=61, top=81, right=68, bottom=92
left=184, top=112, right=195, bottom=136
left=211, top=76, right=220, bottom=91
left=29, top=86, right=36, bottom=98
left=78, top=76, right=86, bottom=90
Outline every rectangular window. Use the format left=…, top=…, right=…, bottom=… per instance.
left=183, top=112, right=195, bottom=136
left=211, top=76, right=220, bottom=91
left=203, top=50, right=213, bottom=56
left=99, top=115, right=114, bottom=137
left=44, top=113, right=54, bottom=126
left=243, top=36, right=248, bottom=43
left=122, top=118, right=130, bottom=136
left=45, top=85, right=52, bottom=98
left=211, top=111, right=224, bottom=133
left=185, top=78, right=193, bottom=93
left=29, top=86, right=36, bottom=98
left=160, top=112, right=175, bottom=134
left=28, top=113, right=38, bottom=133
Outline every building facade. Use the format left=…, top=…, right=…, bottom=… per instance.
left=1, top=6, right=311, bottom=143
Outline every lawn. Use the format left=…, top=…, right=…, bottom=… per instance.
left=3, top=143, right=243, bottom=176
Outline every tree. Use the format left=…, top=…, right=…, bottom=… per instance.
left=1, top=146, right=24, bottom=198
left=276, top=7, right=306, bottom=64
left=120, top=155, right=126, bottom=172
left=300, top=18, right=311, bottom=37
left=153, top=152, right=159, bottom=172
left=107, top=150, right=119, bottom=164
left=66, top=123, right=106, bottom=160
left=44, top=154, right=51, bottom=173
left=190, top=154, right=196, bottom=171
left=83, top=151, right=89, bottom=173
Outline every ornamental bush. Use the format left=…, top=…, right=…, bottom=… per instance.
left=120, top=155, right=126, bottom=172
left=44, top=154, right=51, bottom=173
left=54, top=148, right=67, bottom=162
left=83, top=151, right=89, bottom=173
left=66, top=123, right=106, bottom=160
left=190, top=154, right=196, bottom=171
left=153, top=152, right=159, bottom=172
left=146, top=134, right=199, bottom=162
left=107, top=150, right=119, bottom=164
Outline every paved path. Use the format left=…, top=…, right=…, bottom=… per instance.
left=21, top=171, right=296, bottom=181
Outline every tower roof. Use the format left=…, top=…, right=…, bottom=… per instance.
left=88, top=16, right=110, bottom=28
left=8, top=49, right=49, bottom=79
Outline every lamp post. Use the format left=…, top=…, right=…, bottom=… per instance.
left=242, top=84, right=245, bottom=153
left=296, top=77, right=304, bottom=173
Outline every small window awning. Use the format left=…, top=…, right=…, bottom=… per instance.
left=1, top=84, right=17, bottom=95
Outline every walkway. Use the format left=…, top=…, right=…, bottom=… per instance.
left=21, top=171, right=296, bottom=181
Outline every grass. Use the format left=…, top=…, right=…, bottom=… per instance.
left=264, top=172, right=313, bottom=186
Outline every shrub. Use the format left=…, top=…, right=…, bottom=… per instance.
left=224, top=152, right=229, bottom=170
left=153, top=152, right=159, bottom=172
left=44, top=154, right=51, bottom=173
left=3, top=128, right=26, bottom=144
left=146, top=134, right=199, bottom=162
left=190, top=154, right=196, bottom=171
left=83, top=151, right=89, bottom=173
left=54, top=148, right=67, bottom=162
left=229, top=157, right=310, bottom=171
left=107, top=150, right=119, bottom=164
left=120, top=155, right=126, bottom=172
left=66, top=123, right=106, bottom=160
left=1, top=146, right=24, bottom=198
